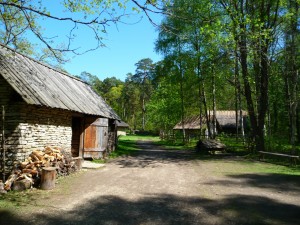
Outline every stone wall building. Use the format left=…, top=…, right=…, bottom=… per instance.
left=0, top=44, right=120, bottom=175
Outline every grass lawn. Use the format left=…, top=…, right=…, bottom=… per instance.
left=112, top=134, right=194, bottom=156
left=118, top=134, right=160, bottom=142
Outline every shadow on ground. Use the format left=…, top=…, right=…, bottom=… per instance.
left=204, top=173, right=300, bottom=193
left=1, top=193, right=299, bottom=225
left=113, top=141, right=245, bottom=168
left=112, top=141, right=197, bottom=168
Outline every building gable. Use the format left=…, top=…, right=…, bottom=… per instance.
left=0, top=44, right=120, bottom=119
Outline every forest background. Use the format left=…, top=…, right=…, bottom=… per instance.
left=0, top=0, right=299, bottom=153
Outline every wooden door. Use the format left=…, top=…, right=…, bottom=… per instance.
left=83, top=118, right=108, bottom=159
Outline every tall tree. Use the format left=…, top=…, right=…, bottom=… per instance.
left=122, top=73, right=141, bottom=130
left=147, top=60, right=182, bottom=132
left=133, top=58, right=155, bottom=130
left=283, top=0, right=299, bottom=150
left=220, top=0, right=281, bottom=152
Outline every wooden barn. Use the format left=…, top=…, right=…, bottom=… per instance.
left=173, top=110, right=248, bottom=137
left=0, top=44, right=120, bottom=174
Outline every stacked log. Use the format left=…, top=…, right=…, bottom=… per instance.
left=0, top=180, right=6, bottom=194
left=3, top=146, right=79, bottom=191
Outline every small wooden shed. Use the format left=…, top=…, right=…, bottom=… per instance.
left=116, top=120, right=129, bottom=136
left=0, top=44, right=120, bottom=174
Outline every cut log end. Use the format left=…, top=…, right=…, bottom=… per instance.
left=40, top=167, right=57, bottom=190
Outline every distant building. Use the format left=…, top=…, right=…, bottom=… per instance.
left=173, top=110, right=248, bottom=137
left=116, top=121, right=130, bottom=136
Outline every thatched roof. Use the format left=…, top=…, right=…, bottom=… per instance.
left=173, top=111, right=248, bottom=130
left=173, top=115, right=214, bottom=130
left=0, top=44, right=120, bottom=119
left=213, top=110, right=248, bottom=128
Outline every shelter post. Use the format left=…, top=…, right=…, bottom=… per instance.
left=1, top=106, right=5, bottom=182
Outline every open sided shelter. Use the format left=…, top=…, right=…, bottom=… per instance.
left=173, top=111, right=248, bottom=135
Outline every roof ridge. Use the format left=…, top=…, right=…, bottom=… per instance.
left=0, top=43, right=88, bottom=85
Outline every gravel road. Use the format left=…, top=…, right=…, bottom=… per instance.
left=1, top=141, right=300, bottom=225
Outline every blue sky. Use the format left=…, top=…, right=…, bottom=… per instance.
left=39, top=1, right=163, bottom=81
left=64, top=16, right=162, bottom=81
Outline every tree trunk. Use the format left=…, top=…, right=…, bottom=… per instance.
left=235, top=47, right=239, bottom=140
left=142, top=96, right=145, bottom=131
left=212, top=65, right=217, bottom=139
left=273, top=101, right=278, bottom=134
left=239, top=30, right=258, bottom=152
left=198, top=73, right=203, bottom=139
left=285, top=0, right=299, bottom=151
left=256, top=44, right=269, bottom=152
left=180, top=67, right=185, bottom=143
left=297, top=107, right=300, bottom=144
left=202, top=83, right=211, bottom=139
left=197, top=50, right=203, bottom=139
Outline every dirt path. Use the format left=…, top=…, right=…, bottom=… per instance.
left=1, top=141, right=300, bottom=225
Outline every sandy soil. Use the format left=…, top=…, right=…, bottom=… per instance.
left=1, top=141, right=300, bottom=225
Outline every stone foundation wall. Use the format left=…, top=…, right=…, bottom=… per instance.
left=19, top=105, right=72, bottom=157
left=1, top=75, right=72, bottom=172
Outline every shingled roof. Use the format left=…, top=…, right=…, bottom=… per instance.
left=0, top=44, right=120, bottom=119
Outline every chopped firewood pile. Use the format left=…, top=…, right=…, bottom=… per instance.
left=2, top=147, right=80, bottom=192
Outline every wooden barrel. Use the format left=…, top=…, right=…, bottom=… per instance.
left=40, top=167, right=57, bottom=190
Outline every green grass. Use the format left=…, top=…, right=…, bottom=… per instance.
left=107, top=135, right=142, bottom=158
left=118, top=134, right=194, bottom=151
left=155, top=139, right=196, bottom=150
left=222, top=159, right=300, bottom=175
left=265, top=136, right=300, bottom=154
left=91, top=135, right=160, bottom=163
left=105, top=134, right=193, bottom=159
left=119, top=134, right=160, bottom=142
left=0, top=188, right=45, bottom=211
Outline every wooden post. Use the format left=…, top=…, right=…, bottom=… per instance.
left=1, top=106, right=5, bottom=182
left=72, top=157, right=83, bottom=170
left=40, top=167, right=56, bottom=190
